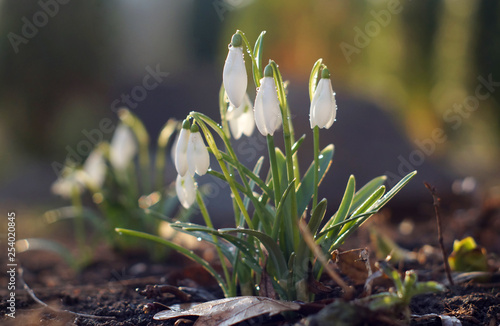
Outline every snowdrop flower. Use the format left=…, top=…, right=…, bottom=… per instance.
left=187, top=124, right=210, bottom=176
left=83, top=148, right=106, bottom=189
left=254, top=64, right=282, bottom=136
left=310, top=68, right=337, bottom=129
left=223, top=33, right=247, bottom=108
left=176, top=174, right=196, bottom=208
left=110, top=124, right=138, bottom=171
left=51, top=168, right=84, bottom=199
left=227, top=93, right=255, bottom=139
left=174, top=119, right=191, bottom=177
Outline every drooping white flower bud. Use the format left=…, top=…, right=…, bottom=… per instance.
left=227, top=93, right=255, bottom=139
left=174, top=119, right=191, bottom=176
left=310, top=68, right=337, bottom=129
left=176, top=173, right=196, bottom=208
left=83, top=148, right=106, bottom=188
left=254, top=65, right=282, bottom=136
left=187, top=124, right=210, bottom=176
left=51, top=167, right=85, bottom=199
left=110, top=124, right=138, bottom=171
left=223, top=33, right=247, bottom=108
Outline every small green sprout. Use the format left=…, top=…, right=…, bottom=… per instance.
left=448, top=236, right=489, bottom=272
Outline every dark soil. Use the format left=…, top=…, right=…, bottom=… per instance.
left=1, top=196, right=500, bottom=325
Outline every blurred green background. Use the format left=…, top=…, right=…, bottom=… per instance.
left=0, top=0, right=499, bottom=218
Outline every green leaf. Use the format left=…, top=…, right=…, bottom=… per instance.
left=253, top=31, right=266, bottom=82
left=370, top=171, right=417, bottom=212
left=220, top=228, right=288, bottom=280
left=240, top=156, right=265, bottom=225
left=115, top=228, right=228, bottom=297
left=272, top=179, right=297, bottom=241
left=296, top=144, right=334, bottom=217
left=349, top=175, right=386, bottom=214
left=291, top=134, right=306, bottom=155
left=316, top=211, right=378, bottom=239
left=172, top=222, right=262, bottom=272
left=332, top=185, right=386, bottom=249
left=321, top=175, right=355, bottom=239
left=308, top=198, right=328, bottom=236
left=309, top=58, right=323, bottom=101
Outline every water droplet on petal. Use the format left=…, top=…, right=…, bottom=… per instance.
left=197, top=237, right=202, bottom=242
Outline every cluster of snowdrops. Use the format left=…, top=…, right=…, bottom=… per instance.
left=118, top=31, right=417, bottom=301
left=49, top=30, right=417, bottom=301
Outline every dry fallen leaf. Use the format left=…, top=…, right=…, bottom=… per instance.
left=333, top=248, right=374, bottom=285
left=154, top=296, right=301, bottom=326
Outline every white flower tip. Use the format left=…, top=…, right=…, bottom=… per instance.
left=223, top=46, right=247, bottom=108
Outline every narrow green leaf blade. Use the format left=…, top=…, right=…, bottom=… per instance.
left=309, top=58, right=323, bottom=101
left=371, top=171, right=417, bottom=211
left=296, top=144, right=334, bottom=217
left=220, top=228, right=288, bottom=280
left=308, top=198, right=328, bottom=236
left=321, top=175, right=356, bottom=239
left=115, top=228, right=228, bottom=296
left=253, top=31, right=266, bottom=81
left=349, top=175, right=387, bottom=214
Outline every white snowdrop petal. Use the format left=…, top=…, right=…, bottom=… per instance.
left=310, top=78, right=337, bottom=129
left=240, top=109, right=255, bottom=137
left=83, top=149, right=106, bottom=188
left=223, top=46, right=247, bottom=108
left=325, top=93, right=337, bottom=129
left=257, top=77, right=281, bottom=136
left=229, top=118, right=243, bottom=139
left=226, top=102, right=243, bottom=121
left=176, top=174, right=196, bottom=208
left=175, top=128, right=190, bottom=176
left=193, top=132, right=210, bottom=175
left=110, top=124, right=137, bottom=170
left=187, top=131, right=210, bottom=176
left=253, top=86, right=269, bottom=136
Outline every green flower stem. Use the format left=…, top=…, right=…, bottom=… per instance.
left=118, top=109, right=151, bottom=194
left=214, top=150, right=273, bottom=199
left=195, top=121, right=274, bottom=235
left=236, top=30, right=262, bottom=88
left=190, top=114, right=254, bottom=229
left=219, top=84, right=231, bottom=139
left=217, top=84, right=240, bottom=227
left=71, top=186, right=89, bottom=265
left=267, top=135, right=281, bottom=209
left=312, top=126, right=320, bottom=212
left=196, top=190, right=235, bottom=297
left=269, top=61, right=299, bottom=247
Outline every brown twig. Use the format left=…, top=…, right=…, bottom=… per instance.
left=138, top=284, right=192, bottom=302
left=19, top=267, right=116, bottom=320
left=424, top=182, right=454, bottom=286
left=298, top=219, right=355, bottom=299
